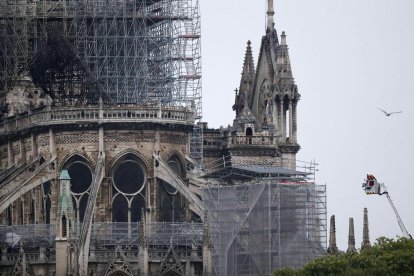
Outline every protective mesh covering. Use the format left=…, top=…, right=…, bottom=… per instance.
left=203, top=182, right=326, bottom=276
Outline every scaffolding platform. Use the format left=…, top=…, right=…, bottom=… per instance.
left=0, top=0, right=203, bottom=164
left=203, top=181, right=327, bottom=275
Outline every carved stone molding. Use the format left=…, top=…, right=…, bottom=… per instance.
left=55, top=134, right=99, bottom=144
left=37, top=135, right=49, bottom=147
left=104, top=132, right=155, bottom=143
left=160, top=134, right=187, bottom=145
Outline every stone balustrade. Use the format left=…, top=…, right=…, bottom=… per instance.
left=0, top=104, right=194, bottom=135
left=232, top=135, right=275, bottom=146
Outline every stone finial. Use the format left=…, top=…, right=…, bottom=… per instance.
left=327, top=215, right=338, bottom=254
left=59, top=169, right=70, bottom=180
left=267, top=0, right=275, bottom=30
left=361, top=208, right=371, bottom=250
left=347, top=217, right=357, bottom=253
left=281, top=31, right=286, bottom=45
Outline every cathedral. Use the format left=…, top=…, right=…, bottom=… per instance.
left=0, top=0, right=326, bottom=275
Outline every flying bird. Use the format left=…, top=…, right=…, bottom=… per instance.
left=377, top=107, right=402, bottom=117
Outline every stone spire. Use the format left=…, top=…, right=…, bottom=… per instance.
left=361, top=208, right=371, bottom=250
left=57, top=170, right=76, bottom=238
left=276, top=31, right=294, bottom=82
left=234, top=41, right=255, bottom=116
left=267, top=0, right=275, bottom=31
left=347, top=217, right=357, bottom=253
left=327, top=215, right=338, bottom=254
left=56, top=170, right=77, bottom=276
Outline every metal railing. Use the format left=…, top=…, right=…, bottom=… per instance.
left=0, top=224, right=56, bottom=246
left=0, top=222, right=204, bottom=264
left=202, top=154, right=318, bottom=181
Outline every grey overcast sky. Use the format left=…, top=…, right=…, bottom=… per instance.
left=201, top=0, right=414, bottom=250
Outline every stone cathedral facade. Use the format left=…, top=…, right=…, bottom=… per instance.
left=0, top=1, right=322, bottom=275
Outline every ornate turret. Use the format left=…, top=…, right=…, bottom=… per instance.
left=361, top=208, right=371, bottom=250
left=232, top=97, right=258, bottom=133
left=327, top=215, right=338, bottom=255
left=276, top=31, right=294, bottom=82
left=233, top=41, right=256, bottom=116
left=57, top=170, right=75, bottom=239
left=347, top=217, right=357, bottom=253
left=56, top=170, right=76, bottom=276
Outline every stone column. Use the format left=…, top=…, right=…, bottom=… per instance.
left=280, top=100, right=285, bottom=141
left=19, top=198, right=24, bottom=225
left=327, top=215, right=338, bottom=255
left=12, top=201, right=18, bottom=226
left=272, top=99, right=278, bottom=131
left=19, top=138, right=26, bottom=163
left=347, top=217, right=357, bottom=253
left=30, top=191, right=36, bottom=224
left=292, top=101, right=298, bottom=142
left=35, top=187, right=41, bottom=224
left=22, top=193, right=30, bottom=224
left=152, top=128, right=160, bottom=222
left=361, top=208, right=371, bottom=250
left=154, top=127, right=160, bottom=154
left=138, top=209, right=149, bottom=276
left=49, top=128, right=56, bottom=157
left=289, top=100, right=293, bottom=140
left=7, top=140, right=14, bottom=168
left=99, top=126, right=104, bottom=154
left=31, top=133, right=38, bottom=160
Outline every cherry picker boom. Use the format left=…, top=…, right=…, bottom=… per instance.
left=362, top=174, right=411, bottom=239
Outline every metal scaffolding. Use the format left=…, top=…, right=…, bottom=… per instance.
left=0, top=0, right=203, bottom=163
left=0, top=222, right=203, bottom=264
left=203, top=181, right=327, bottom=275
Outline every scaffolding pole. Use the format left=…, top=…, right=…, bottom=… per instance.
left=0, top=0, right=203, bottom=163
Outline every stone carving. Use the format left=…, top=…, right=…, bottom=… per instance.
left=104, top=133, right=155, bottom=143
left=37, top=135, right=49, bottom=147
left=160, top=134, right=187, bottom=145
left=55, top=134, right=99, bottom=144
left=104, top=246, right=134, bottom=276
